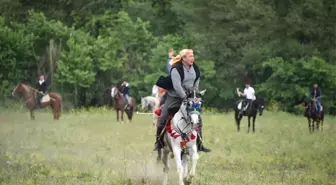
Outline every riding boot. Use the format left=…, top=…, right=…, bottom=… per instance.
left=37, top=95, right=42, bottom=108
left=153, top=125, right=165, bottom=151
left=197, top=129, right=211, bottom=152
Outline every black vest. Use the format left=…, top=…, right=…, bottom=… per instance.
left=156, top=62, right=200, bottom=90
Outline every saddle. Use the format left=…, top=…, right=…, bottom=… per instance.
left=35, top=92, right=50, bottom=106
left=237, top=100, right=250, bottom=111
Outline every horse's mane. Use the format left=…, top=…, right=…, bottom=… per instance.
left=21, top=83, right=32, bottom=94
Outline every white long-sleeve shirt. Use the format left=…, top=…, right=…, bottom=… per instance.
left=243, top=87, right=256, bottom=100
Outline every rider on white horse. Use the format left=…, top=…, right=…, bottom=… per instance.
left=154, top=49, right=211, bottom=152
left=238, top=81, right=256, bottom=115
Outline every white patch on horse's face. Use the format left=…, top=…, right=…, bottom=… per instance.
left=12, top=83, right=20, bottom=97
left=190, top=113, right=199, bottom=124
left=111, top=87, right=117, bottom=98
left=261, top=105, right=264, bottom=109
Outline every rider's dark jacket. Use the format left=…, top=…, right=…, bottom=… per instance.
left=310, top=87, right=322, bottom=99
left=37, top=81, right=47, bottom=93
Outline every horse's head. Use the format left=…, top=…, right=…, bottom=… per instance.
left=111, top=86, right=119, bottom=98
left=12, top=83, right=25, bottom=98
left=256, top=96, right=265, bottom=116
left=181, top=89, right=206, bottom=125
left=306, top=98, right=318, bottom=113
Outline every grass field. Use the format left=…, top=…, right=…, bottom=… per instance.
left=0, top=107, right=335, bottom=185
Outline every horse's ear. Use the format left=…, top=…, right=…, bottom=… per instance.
left=199, top=89, right=206, bottom=96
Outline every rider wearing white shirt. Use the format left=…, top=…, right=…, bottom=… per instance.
left=243, top=86, right=256, bottom=100
left=239, top=82, right=255, bottom=114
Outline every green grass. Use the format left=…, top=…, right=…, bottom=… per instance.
left=0, top=107, right=335, bottom=185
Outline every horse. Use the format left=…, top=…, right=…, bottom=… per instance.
left=156, top=89, right=206, bottom=185
left=304, top=98, right=324, bottom=132
left=234, top=97, right=265, bottom=132
left=110, top=85, right=136, bottom=123
left=11, top=83, right=62, bottom=120
left=141, top=96, right=160, bottom=126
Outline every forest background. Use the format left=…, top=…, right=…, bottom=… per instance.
left=0, top=0, right=335, bottom=114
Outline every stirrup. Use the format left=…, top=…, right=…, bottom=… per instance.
left=153, top=141, right=162, bottom=151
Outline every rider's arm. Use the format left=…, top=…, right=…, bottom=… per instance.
left=167, top=63, right=171, bottom=73
left=240, top=89, right=247, bottom=97
left=171, top=68, right=186, bottom=99
left=251, top=88, right=255, bottom=96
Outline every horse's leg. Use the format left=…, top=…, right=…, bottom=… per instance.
left=184, top=144, right=198, bottom=185
left=235, top=111, right=241, bottom=132
left=116, top=109, right=119, bottom=122
left=121, top=110, right=124, bottom=124
left=162, top=149, right=170, bottom=185
left=182, top=154, right=188, bottom=178
left=247, top=116, right=251, bottom=133
left=157, top=148, right=162, bottom=163
left=252, top=115, right=256, bottom=133
left=30, top=110, right=35, bottom=120
left=172, top=146, right=184, bottom=185
left=321, top=114, right=324, bottom=131
left=308, top=118, right=311, bottom=132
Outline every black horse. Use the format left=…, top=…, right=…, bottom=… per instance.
left=304, top=98, right=324, bottom=132
left=234, top=97, right=265, bottom=132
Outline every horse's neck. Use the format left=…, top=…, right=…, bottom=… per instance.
left=21, top=85, right=34, bottom=100
left=172, top=111, right=192, bottom=133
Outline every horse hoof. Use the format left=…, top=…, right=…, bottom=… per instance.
left=170, top=153, right=174, bottom=159
left=183, top=176, right=192, bottom=185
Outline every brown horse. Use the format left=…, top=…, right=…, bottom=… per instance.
left=110, top=85, right=136, bottom=123
left=12, top=83, right=62, bottom=120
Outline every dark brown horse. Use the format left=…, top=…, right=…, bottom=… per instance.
left=304, top=98, right=324, bottom=132
left=110, top=85, right=137, bottom=123
left=12, top=83, right=62, bottom=120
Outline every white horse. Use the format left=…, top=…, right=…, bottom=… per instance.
left=141, top=96, right=160, bottom=126
left=159, top=89, right=206, bottom=185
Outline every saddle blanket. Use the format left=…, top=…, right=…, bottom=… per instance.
left=237, top=102, right=248, bottom=110
left=41, top=94, right=50, bottom=103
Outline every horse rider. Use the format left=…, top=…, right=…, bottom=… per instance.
left=159, top=49, right=176, bottom=107
left=167, top=48, right=175, bottom=73
left=120, top=81, right=131, bottom=109
left=154, top=48, right=211, bottom=153
left=238, top=81, right=256, bottom=115
left=36, top=75, right=48, bottom=107
left=310, top=83, right=322, bottom=113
